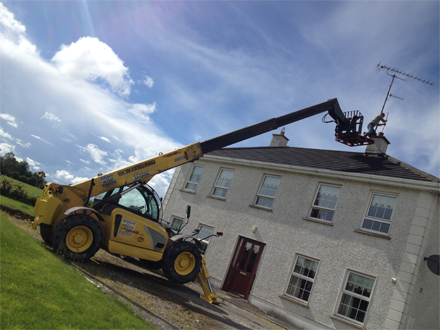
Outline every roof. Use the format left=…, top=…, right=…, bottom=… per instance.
left=206, top=147, right=439, bottom=183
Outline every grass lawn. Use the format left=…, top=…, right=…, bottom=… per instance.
left=0, top=195, right=35, bottom=217
left=0, top=213, right=154, bottom=330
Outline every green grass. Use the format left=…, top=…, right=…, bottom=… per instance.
left=0, top=214, right=155, bottom=330
left=0, top=195, right=36, bottom=217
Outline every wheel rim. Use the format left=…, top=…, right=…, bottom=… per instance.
left=174, top=252, right=196, bottom=276
left=66, top=226, right=93, bottom=252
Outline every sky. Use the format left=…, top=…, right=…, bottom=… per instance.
left=0, top=1, right=438, bottom=198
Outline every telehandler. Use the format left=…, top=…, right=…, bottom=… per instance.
left=33, top=98, right=370, bottom=303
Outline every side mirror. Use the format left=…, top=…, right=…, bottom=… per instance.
left=186, top=205, right=191, bottom=219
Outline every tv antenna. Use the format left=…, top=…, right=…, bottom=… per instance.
left=377, top=63, right=434, bottom=113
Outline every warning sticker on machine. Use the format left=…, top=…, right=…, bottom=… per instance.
left=118, top=230, right=133, bottom=238
left=132, top=170, right=151, bottom=181
left=100, top=173, right=116, bottom=188
left=122, top=218, right=137, bottom=230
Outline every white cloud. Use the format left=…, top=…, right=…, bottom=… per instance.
left=0, top=127, right=12, bottom=139
left=71, top=176, right=89, bottom=184
left=31, top=134, right=54, bottom=146
left=0, top=142, right=15, bottom=154
left=0, top=3, right=36, bottom=55
left=26, top=157, right=40, bottom=171
left=80, top=158, right=90, bottom=164
left=16, top=139, right=31, bottom=148
left=128, top=103, right=156, bottom=122
left=79, top=143, right=108, bottom=165
left=0, top=113, right=18, bottom=128
left=100, top=136, right=111, bottom=143
left=51, top=36, right=134, bottom=96
left=54, top=169, right=87, bottom=184
left=41, top=112, right=61, bottom=123
left=0, top=3, right=25, bottom=34
left=143, top=75, right=154, bottom=88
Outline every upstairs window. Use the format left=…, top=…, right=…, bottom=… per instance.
left=310, top=184, right=341, bottom=222
left=255, top=175, right=281, bottom=209
left=286, top=255, right=319, bottom=303
left=212, top=169, right=234, bottom=198
left=185, top=166, right=203, bottom=191
left=362, top=194, right=396, bottom=235
left=336, top=271, right=375, bottom=325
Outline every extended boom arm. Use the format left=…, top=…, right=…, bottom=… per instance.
left=68, top=98, right=344, bottom=200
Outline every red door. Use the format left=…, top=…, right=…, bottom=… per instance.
left=223, top=237, right=265, bottom=300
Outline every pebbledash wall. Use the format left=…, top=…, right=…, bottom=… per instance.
left=161, top=144, right=439, bottom=330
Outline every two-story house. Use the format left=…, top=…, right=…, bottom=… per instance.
left=161, top=132, right=439, bottom=330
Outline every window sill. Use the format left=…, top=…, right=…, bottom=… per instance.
left=249, top=204, right=273, bottom=212
left=330, top=315, right=365, bottom=329
left=354, top=229, right=391, bottom=240
left=180, top=189, right=196, bottom=195
left=207, top=195, right=226, bottom=201
left=279, top=294, right=309, bottom=308
left=303, top=217, right=333, bottom=226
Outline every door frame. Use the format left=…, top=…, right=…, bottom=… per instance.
left=222, top=236, right=265, bottom=300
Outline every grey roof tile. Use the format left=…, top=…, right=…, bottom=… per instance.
left=206, top=147, right=439, bottom=183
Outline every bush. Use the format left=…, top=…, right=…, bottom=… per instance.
left=0, top=178, right=37, bottom=206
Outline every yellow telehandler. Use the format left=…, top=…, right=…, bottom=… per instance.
left=32, top=98, right=368, bottom=303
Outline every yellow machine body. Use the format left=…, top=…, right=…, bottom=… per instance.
left=33, top=99, right=346, bottom=304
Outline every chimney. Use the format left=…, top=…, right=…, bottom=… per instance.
left=270, top=128, right=289, bottom=147
left=365, top=134, right=390, bottom=154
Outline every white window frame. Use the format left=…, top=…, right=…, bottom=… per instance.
left=211, top=168, right=234, bottom=199
left=309, top=183, right=341, bottom=222
left=254, top=175, right=281, bottom=209
left=335, top=270, right=376, bottom=325
left=195, top=224, right=214, bottom=254
left=361, top=192, right=397, bottom=235
left=285, top=255, right=320, bottom=304
left=184, top=165, right=204, bottom=192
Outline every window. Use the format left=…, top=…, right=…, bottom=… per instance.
left=95, top=184, right=159, bottom=222
left=255, top=175, right=281, bottom=209
left=286, top=255, right=319, bottom=303
left=185, top=166, right=203, bottom=191
left=362, top=194, right=396, bottom=235
left=212, top=169, right=234, bottom=198
left=170, top=217, right=183, bottom=232
left=310, top=184, right=341, bottom=222
left=195, top=225, right=214, bottom=253
left=336, top=271, right=375, bottom=324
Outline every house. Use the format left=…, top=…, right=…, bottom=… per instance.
left=161, top=132, right=439, bottom=330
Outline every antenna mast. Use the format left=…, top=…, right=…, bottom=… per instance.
left=377, top=63, right=435, bottom=113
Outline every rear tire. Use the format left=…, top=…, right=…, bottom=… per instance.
left=162, top=241, right=202, bottom=284
left=39, top=224, right=53, bottom=246
left=53, top=215, right=103, bottom=261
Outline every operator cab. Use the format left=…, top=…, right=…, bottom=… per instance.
left=93, top=184, right=162, bottom=223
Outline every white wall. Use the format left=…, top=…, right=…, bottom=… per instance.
left=162, top=158, right=438, bottom=330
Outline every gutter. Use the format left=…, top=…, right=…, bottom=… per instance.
left=202, top=155, right=440, bottom=193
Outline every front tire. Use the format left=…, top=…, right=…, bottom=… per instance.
left=53, top=215, right=103, bottom=261
left=162, top=241, right=202, bottom=284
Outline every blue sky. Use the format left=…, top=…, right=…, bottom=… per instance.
left=1, top=1, right=438, bottom=197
